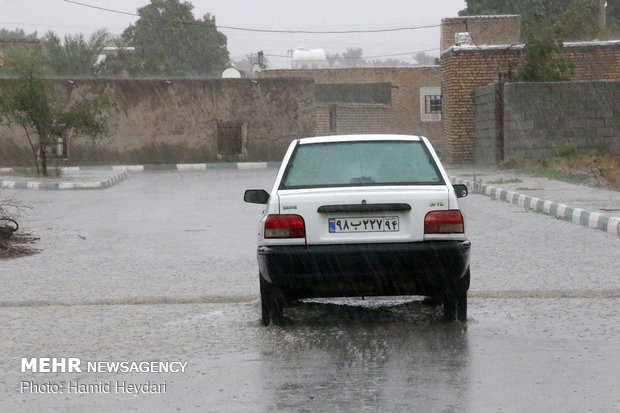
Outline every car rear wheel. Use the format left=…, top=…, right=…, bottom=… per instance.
left=442, top=297, right=456, bottom=321
left=456, top=291, right=467, bottom=321
left=443, top=269, right=469, bottom=322
left=442, top=292, right=467, bottom=321
left=259, top=275, right=285, bottom=326
left=259, top=278, right=270, bottom=326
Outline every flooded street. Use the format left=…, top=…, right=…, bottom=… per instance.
left=2, top=169, right=619, bottom=412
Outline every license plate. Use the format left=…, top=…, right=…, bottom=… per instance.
left=328, top=217, right=399, bottom=233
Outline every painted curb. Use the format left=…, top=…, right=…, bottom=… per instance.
left=59, top=162, right=282, bottom=173
left=450, top=176, right=620, bottom=237
left=0, top=162, right=281, bottom=191
left=0, top=171, right=128, bottom=191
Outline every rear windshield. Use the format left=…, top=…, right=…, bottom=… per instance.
left=280, top=140, right=444, bottom=189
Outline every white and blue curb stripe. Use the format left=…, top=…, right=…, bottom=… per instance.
left=6, top=165, right=616, bottom=237
left=1, top=171, right=128, bottom=191
left=0, top=162, right=281, bottom=190
left=59, top=162, right=281, bottom=173
left=451, top=176, right=620, bottom=237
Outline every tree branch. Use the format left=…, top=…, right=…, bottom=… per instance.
left=21, top=122, right=40, bottom=176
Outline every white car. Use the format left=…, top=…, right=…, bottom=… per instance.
left=244, top=134, right=470, bottom=325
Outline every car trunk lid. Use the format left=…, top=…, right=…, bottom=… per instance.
left=277, top=186, right=450, bottom=245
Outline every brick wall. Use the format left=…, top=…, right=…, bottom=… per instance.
left=440, top=15, right=521, bottom=52
left=0, top=78, right=315, bottom=165
left=441, top=41, right=620, bottom=163
left=315, top=104, right=391, bottom=136
left=440, top=47, right=523, bottom=162
left=503, top=81, right=620, bottom=158
left=316, top=104, right=331, bottom=136
left=258, top=67, right=443, bottom=148
left=562, top=41, right=620, bottom=80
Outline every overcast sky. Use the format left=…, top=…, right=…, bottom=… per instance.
left=1, top=0, right=467, bottom=68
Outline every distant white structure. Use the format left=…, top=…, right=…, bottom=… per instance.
left=291, top=48, right=327, bottom=69
left=222, top=67, right=241, bottom=78
left=96, top=46, right=135, bottom=65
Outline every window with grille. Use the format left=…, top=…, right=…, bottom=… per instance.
left=425, top=95, right=442, bottom=114
left=420, top=87, right=442, bottom=122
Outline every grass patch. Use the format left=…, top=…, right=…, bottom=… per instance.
left=530, top=168, right=590, bottom=184
left=500, top=145, right=620, bottom=190
left=487, top=178, right=523, bottom=185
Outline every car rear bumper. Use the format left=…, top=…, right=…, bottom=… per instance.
left=257, top=240, right=471, bottom=299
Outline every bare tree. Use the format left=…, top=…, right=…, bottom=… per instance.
left=326, top=48, right=366, bottom=68
left=413, top=51, right=437, bottom=66
left=370, top=58, right=411, bottom=67
left=0, top=188, right=37, bottom=257
left=341, top=47, right=365, bottom=67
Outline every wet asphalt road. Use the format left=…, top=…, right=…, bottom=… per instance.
left=1, top=169, right=619, bottom=412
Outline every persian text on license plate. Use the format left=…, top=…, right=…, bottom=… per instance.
left=328, top=217, right=399, bottom=233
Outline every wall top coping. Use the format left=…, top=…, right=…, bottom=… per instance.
left=441, top=44, right=523, bottom=56
left=0, top=77, right=316, bottom=84
left=260, top=66, right=440, bottom=74
left=442, top=15, right=520, bottom=21
left=564, top=39, right=620, bottom=48
left=441, top=39, right=620, bottom=56
left=503, top=80, right=620, bottom=86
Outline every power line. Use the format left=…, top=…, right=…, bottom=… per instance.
left=62, top=0, right=137, bottom=17
left=61, top=0, right=440, bottom=34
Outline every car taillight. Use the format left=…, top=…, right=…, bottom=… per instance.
left=264, top=214, right=306, bottom=238
left=424, top=210, right=464, bottom=234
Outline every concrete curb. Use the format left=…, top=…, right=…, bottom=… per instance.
left=0, top=162, right=282, bottom=190
left=0, top=171, right=128, bottom=191
left=450, top=176, right=620, bottom=237
left=60, top=162, right=282, bottom=173
left=5, top=165, right=615, bottom=238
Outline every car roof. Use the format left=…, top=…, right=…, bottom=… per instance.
left=297, top=134, right=424, bottom=145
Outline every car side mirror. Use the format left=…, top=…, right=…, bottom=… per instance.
left=453, top=184, right=468, bottom=198
left=244, top=189, right=270, bottom=204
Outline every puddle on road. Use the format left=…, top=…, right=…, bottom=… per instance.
left=0, top=295, right=256, bottom=308
left=1, top=288, right=618, bottom=308
left=469, top=289, right=620, bottom=299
